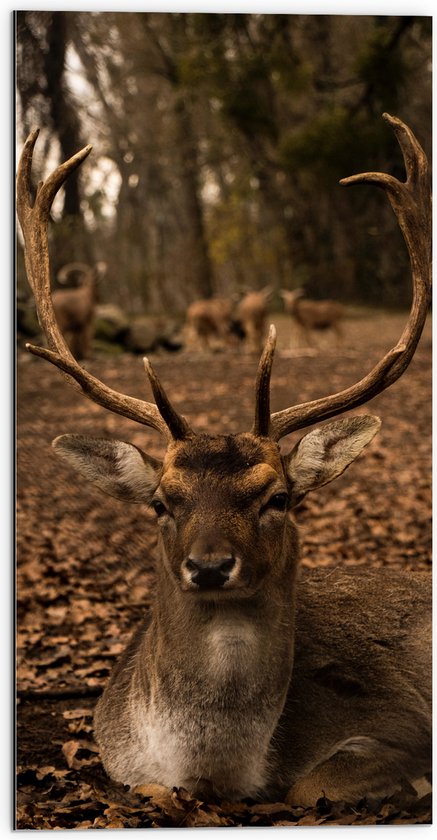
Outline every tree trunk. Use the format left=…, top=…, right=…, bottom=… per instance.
left=44, top=12, right=83, bottom=219
left=174, top=97, right=214, bottom=299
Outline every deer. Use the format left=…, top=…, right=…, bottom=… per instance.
left=17, top=114, right=431, bottom=807
left=184, top=296, right=234, bottom=351
left=235, top=287, right=272, bottom=353
left=281, top=288, right=345, bottom=350
left=50, top=260, right=101, bottom=359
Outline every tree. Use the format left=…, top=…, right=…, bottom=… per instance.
left=16, top=12, right=432, bottom=311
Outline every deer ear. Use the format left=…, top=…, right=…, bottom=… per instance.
left=284, top=415, right=381, bottom=506
left=52, top=435, right=162, bottom=503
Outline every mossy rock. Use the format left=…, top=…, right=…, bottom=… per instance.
left=17, top=301, right=40, bottom=337
left=94, top=304, right=130, bottom=342
left=125, top=317, right=161, bottom=353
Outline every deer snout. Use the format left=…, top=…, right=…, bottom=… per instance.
left=184, top=554, right=237, bottom=589
left=182, top=533, right=239, bottom=590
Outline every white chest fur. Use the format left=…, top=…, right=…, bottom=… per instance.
left=206, top=614, right=261, bottom=679
left=123, top=616, right=277, bottom=797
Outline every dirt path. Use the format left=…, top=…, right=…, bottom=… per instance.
left=16, top=312, right=432, bottom=827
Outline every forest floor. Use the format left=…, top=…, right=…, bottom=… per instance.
left=16, top=311, right=432, bottom=829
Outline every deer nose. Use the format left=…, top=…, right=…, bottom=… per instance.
left=185, top=555, right=236, bottom=589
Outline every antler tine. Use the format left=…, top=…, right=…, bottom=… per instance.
left=143, top=357, right=191, bottom=440
left=16, top=130, right=187, bottom=440
left=253, top=324, right=277, bottom=437
left=270, top=114, right=431, bottom=442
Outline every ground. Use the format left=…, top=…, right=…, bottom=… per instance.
left=16, top=311, right=432, bottom=828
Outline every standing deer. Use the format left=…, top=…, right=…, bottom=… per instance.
left=17, top=114, right=431, bottom=806
left=281, top=288, right=345, bottom=349
left=51, top=261, right=101, bottom=359
left=236, top=287, right=272, bottom=353
left=185, top=296, right=234, bottom=351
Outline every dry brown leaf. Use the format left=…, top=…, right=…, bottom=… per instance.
left=62, top=740, right=79, bottom=769
left=275, top=820, right=300, bottom=825
left=171, top=786, right=202, bottom=810
left=62, top=738, right=100, bottom=769
left=186, top=807, right=233, bottom=827
left=250, top=801, right=293, bottom=815
left=62, top=708, right=93, bottom=720
left=134, top=782, right=177, bottom=815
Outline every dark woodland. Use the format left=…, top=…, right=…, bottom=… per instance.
left=16, top=11, right=431, bottom=830
left=16, top=12, right=431, bottom=310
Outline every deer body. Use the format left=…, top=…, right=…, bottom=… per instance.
left=236, top=288, right=271, bottom=353
left=94, top=565, right=430, bottom=803
left=185, top=289, right=271, bottom=353
left=185, top=297, right=233, bottom=351
left=281, top=289, right=344, bottom=348
left=52, top=262, right=98, bottom=359
left=17, top=114, right=431, bottom=807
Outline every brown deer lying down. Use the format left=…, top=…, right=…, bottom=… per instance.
left=281, top=288, right=345, bottom=349
left=17, top=114, right=431, bottom=806
left=52, top=261, right=99, bottom=359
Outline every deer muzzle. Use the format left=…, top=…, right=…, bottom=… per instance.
left=182, top=533, right=241, bottom=591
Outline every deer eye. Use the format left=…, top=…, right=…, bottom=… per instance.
left=261, top=492, right=289, bottom=514
left=151, top=499, right=168, bottom=517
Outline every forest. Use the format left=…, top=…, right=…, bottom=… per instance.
left=16, top=11, right=431, bottom=315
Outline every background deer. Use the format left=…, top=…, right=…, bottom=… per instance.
left=185, top=288, right=271, bottom=353
left=235, top=287, right=272, bottom=353
left=184, top=296, right=234, bottom=351
left=52, top=261, right=103, bottom=359
left=17, top=114, right=431, bottom=806
left=281, top=288, right=345, bottom=349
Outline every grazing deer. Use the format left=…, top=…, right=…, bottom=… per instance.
left=236, top=287, right=272, bottom=353
left=185, top=296, right=234, bottom=351
left=281, top=288, right=345, bottom=349
left=17, top=114, right=431, bottom=806
left=51, top=261, right=101, bottom=359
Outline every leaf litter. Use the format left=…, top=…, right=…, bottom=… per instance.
left=16, top=314, right=432, bottom=827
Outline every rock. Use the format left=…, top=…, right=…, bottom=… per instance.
left=94, top=304, right=130, bottom=342
left=125, top=317, right=161, bottom=353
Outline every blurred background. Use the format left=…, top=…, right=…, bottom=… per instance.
left=15, top=11, right=432, bottom=348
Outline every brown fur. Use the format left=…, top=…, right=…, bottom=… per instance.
left=281, top=289, right=344, bottom=348
left=52, top=262, right=100, bottom=359
left=185, top=298, right=234, bottom=351
left=236, top=288, right=271, bottom=353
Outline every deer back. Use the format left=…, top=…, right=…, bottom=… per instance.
left=278, top=567, right=431, bottom=804
left=296, top=299, right=344, bottom=329
left=236, top=290, right=269, bottom=324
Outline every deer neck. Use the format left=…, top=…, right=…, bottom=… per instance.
left=149, top=525, right=299, bottom=698
left=128, top=531, right=299, bottom=798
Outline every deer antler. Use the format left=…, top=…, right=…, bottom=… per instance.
left=269, top=113, right=431, bottom=442
left=253, top=324, right=276, bottom=437
left=17, top=128, right=190, bottom=441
